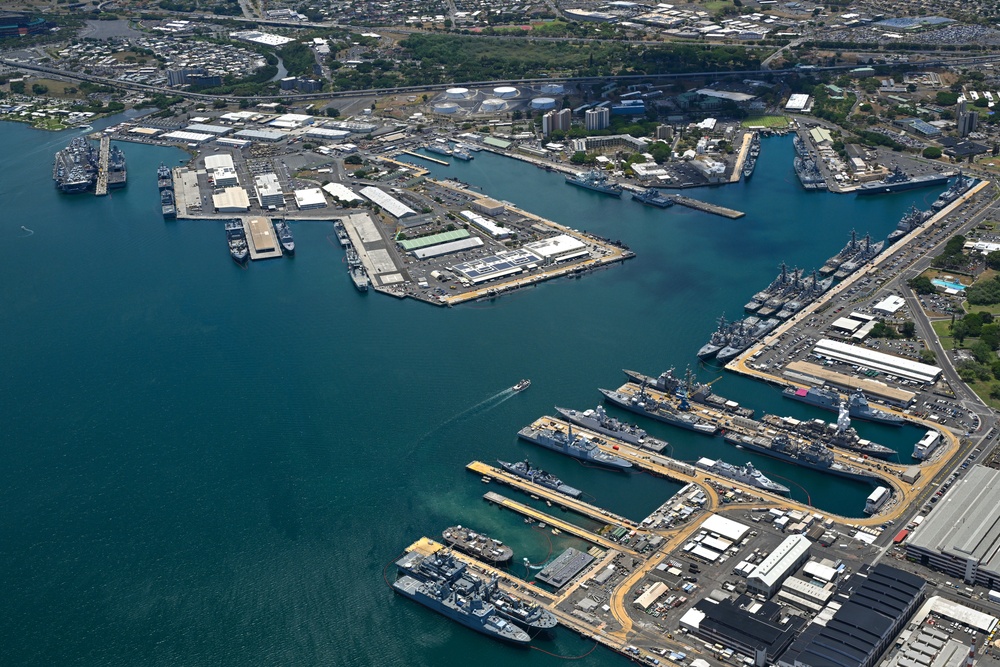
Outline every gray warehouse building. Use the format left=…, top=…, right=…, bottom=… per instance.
left=906, top=465, right=1000, bottom=587
left=679, top=596, right=805, bottom=667
left=778, top=564, right=925, bottom=667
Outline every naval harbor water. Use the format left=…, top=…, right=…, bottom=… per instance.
left=0, top=119, right=946, bottom=666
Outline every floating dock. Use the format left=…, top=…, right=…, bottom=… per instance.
left=95, top=135, right=109, bottom=196
left=243, top=216, right=283, bottom=260
left=401, top=150, right=449, bottom=166
left=671, top=195, right=744, bottom=219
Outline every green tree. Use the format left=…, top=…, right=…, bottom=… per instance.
left=985, top=250, right=1000, bottom=270
left=900, top=321, right=916, bottom=338
left=982, top=323, right=1000, bottom=350
left=908, top=275, right=936, bottom=294
left=922, top=146, right=942, bottom=159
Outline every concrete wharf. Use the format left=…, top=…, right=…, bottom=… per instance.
left=467, top=460, right=637, bottom=528
left=671, top=195, right=744, bottom=219
left=95, top=135, right=110, bottom=196
left=483, top=491, right=642, bottom=556
left=729, top=131, right=753, bottom=184
left=242, top=216, right=283, bottom=260
left=401, top=150, right=449, bottom=166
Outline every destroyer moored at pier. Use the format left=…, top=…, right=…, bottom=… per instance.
left=496, top=459, right=582, bottom=498
left=855, top=165, right=949, bottom=195
left=555, top=405, right=668, bottom=453
left=696, top=457, right=789, bottom=495
left=599, top=386, right=718, bottom=435
left=517, top=423, right=633, bottom=470
left=565, top=169, right=623, bottom=197
left=783, top=386, right=903, bottom=426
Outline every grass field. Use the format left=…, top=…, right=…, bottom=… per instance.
left=742, top=115, right=789, bottom=128
left=931, top=319, right=956, bottom=350
left=32, top=117, right=67, bottom=130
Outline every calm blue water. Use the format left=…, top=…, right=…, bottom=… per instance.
left=0, top=122, right=944, bottom=666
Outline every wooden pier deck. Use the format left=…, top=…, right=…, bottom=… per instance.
left=671, top=195, right=744, bottom=219
left=95, top=135, right=109, bottom=196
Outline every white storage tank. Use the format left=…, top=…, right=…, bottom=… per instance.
left=540, top=83, right=564, bottom=94
left=480, top=98, right=508, bottom=112
left=530, top=97, right=557, bottom=110
left=493, top=86, right=518, bottom=99
left=445, top=87, right=470, bottom=99
left=433, top=102, right=460, bottom=114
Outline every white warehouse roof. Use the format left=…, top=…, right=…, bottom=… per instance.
left=204, top=153, right=235, bottom=171
left=359, top=186, right=416, bottom=219
left=322, top=183, right=362, bottom=203
left=294, top=188, right=327, bottom=209
left=747, top=534, right=811, bottom=591
left=814, top=339, right=942, bottom=383
left=700, top=513, right=750, bottom=542
left=523, top=234, right=587, bottom=259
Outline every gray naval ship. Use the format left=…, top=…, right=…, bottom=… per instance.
left=763, top=402, right=896, bottom=460
left=497, top=459, right=582, bottom=498
left=554, top=404, right=668, bottom=452
left=517, top=423, right=633, bottom=470
left=783, top=386, right=903, bottom=426
left=696, top=457, right=790, bottom=495
left=393, top=575, right=532, bottom=645
left=395, top=549, right=555, bottom=635
left=624, top=367, right=754, bottom=418
left=599, top=385, right=718, bottom=435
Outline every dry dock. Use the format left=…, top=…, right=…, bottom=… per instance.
left=671, top=195, right=744, bottom=219
left=243, top=216, right=283, bottom=260
left=95, top=135, right=110, bottom=196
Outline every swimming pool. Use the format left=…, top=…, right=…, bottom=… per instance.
left=932, top=278, right=967, bottom=291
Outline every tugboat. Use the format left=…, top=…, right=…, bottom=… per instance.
left=273, top=219, right=295, bottom=255
left=512, top=379, right=531, bottom=392
left=442, top=526, right=513, bottom=565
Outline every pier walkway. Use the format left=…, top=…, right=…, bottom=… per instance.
left=468, top=461, right=636, bottom=527
left=483, top=491, right=641, bottom=556
left=95, top=135, right=109, bottom=196
left=401, top=150, right=448, bottom=166
left=671, top=195, right=744, bottom=219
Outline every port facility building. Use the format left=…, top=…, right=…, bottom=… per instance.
left=778, top=564, right=925, bottom=667
left=906, top=465, right=1000, bottom=588
left=359, top=186, right=416, bottom=220
left=680, top=596, right=805, bottom=667
left=451, top=249, right=540, bottom=284
left=460, top=210, right=509, bottom=238
left=523, top=234, right=588, bottom=263
left=212, top=186, right=250, bottom=212
left=293, top=188, right=327, bottom=210
left=701, top=513, right=751, bottom=542
left=746, top=534, right=811, bottom=597
left=254, top=174, right=284, bottom=208
left=322, top=183, right=362, bottom=203
left=812, top=339, right=942, bottom=384
left=161, top=130, right=215, bottom=145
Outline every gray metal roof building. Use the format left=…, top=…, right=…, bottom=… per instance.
left=679, top=595, right=805, bottom=667
left=906, top=465, right=1000, bottom=587
left=779, top=564, right=925, bottom=667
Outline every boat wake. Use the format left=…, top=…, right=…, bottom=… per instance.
left=409, top=388, right=516, bottom=453
left=19, top=225, right=34, bottom=237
